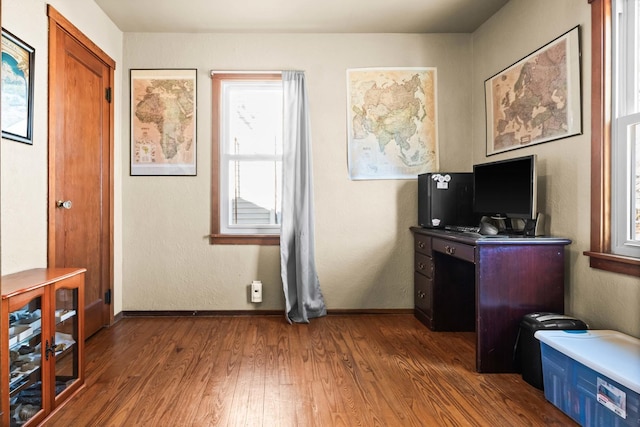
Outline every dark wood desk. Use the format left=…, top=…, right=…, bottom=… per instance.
left=410, top=227, right=571, bottom=373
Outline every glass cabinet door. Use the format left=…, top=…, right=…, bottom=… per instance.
left=8, top=295, right=44, bottom=424
left=53, top=286, right=79, bottom=400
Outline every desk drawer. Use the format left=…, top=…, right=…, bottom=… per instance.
left=433, top=238, right=475, bottom=263
left=414, top=272, right=433, bottom=317
left=414, top=234, right=432, bottom=255
left=415, top=252, right=434, bottom=278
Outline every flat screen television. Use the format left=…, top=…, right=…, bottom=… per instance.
left=473, top=155, right=537, bottom=220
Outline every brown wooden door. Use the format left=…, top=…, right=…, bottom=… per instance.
left=47, top=7, right=115, bottom=338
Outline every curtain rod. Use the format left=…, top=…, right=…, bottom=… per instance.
left=210, top=70, right=282, bottom=76
left=209, top=70, right=305, bottom=76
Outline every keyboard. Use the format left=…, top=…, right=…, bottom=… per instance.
left=444, top=225, right=480, bottom=233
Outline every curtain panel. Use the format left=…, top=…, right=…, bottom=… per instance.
left=280, top=70, right=327, bottom=323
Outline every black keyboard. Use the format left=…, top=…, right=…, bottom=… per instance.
left=444, top=225, right=480, bottom=233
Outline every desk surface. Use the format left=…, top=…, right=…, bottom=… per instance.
left=411, top=226, right=572, bottom=247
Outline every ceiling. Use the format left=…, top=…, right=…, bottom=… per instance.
left=94, top=0, right=509, bottom=34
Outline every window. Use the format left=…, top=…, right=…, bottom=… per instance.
left=210, top=73, right=282, bottom=245
left=586, top=0, right=640, bottom=276
left=612, top=0, right=640, bottom=257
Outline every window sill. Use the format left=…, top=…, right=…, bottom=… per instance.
left=209, top=234, right=280, bottom=245
left=583, top=251, right=640, bottom=277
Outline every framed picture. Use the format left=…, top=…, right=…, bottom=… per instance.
left=130, top=69, right=197, bottom=176
left=1, top=29, right=35, bottom=144
left=484, top=26, right=582, bottom=156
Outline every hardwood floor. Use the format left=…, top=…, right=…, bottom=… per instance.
left=43, top=315, right=575, bottom=426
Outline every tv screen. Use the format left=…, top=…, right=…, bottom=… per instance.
left=473, top=155, right=537, bottom=220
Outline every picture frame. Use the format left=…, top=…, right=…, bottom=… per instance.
left=484, top=26, right=582, bottom=156
left=1, top=29, right=35, bottom=144
left=130, top=68, right=197, bottom=176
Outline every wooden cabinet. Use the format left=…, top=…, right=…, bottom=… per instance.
left=411, top=227, right=570, bottom=373
left=1, top=268, right=85, bottom=426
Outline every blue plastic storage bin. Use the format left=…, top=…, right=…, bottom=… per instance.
left=535, top=330, right=640, bottom=427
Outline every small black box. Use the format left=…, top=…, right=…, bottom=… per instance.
left=514, top=312, right=588, bottom=390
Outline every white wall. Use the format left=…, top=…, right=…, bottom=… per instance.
left=1, top=0, right=124, bottom=314
left=473, top=0, right=640, bottom=337
left=1, top=0, right=48, bottom=273
left=122, top=33, right=473, bottom=311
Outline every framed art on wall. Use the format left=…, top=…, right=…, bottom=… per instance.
left=1, top=29, right=35, bottom=144
left=130, top=68, right=197, bottom=176
left=484, top=26, right=582, bottom=156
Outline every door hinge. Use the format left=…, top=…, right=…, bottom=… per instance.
left=105, top=87, right=112, bottom=103
left=105, top=289, right=112, bottom=305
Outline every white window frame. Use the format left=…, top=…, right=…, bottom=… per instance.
left=611, top=0, right=640, bottom=258
left=219, top=79, right=283, bottom=236
left=210, top=73, right=282, bottom=245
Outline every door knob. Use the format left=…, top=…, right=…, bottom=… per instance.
left=56, top=200, right=72, bottom=209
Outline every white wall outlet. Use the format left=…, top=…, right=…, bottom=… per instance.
left=251, top=280, right=262, bottom=303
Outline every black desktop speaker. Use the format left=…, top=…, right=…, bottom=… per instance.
left=524, top=213, right=545, bottom=236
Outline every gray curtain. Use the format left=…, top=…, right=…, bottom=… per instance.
left=280, top=70, right=327, bottom=323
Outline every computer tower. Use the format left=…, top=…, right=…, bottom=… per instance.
left=418, top=172, right=476, bottom=228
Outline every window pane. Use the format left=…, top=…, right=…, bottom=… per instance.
left=224, top=82, right=283, bottom=156
left=612, top=0, right=640, bottom=256
left=635, top=0, right=640, bottom=112
left=634, top=123, right=640, bottom=239
left=227, top=160, right=282, bottom=227
left=212, top=74, right=282, bottom=242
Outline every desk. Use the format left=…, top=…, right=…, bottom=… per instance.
left=410, top=227, right=571, bottom=373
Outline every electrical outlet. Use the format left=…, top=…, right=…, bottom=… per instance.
left=251, top=280, right=262, bottom=303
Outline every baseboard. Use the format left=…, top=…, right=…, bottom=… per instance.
left=122, top=310, right=283, bottom=317
left=326, top=308, right=413, bottom=315
left=113, top=311, right=124, bottom=323
left=121, top=308, right=413, bottom=318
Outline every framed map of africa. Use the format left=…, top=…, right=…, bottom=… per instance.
left=347, top=67, right=438, bottom=180
left=130, top=69, right=197, bottom=176
left=484, top=26, right=582, bottom=156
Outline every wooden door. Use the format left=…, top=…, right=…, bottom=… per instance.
left=47, top=6, right=115, bottom=338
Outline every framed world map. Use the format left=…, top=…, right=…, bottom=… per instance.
left=130, top=69, right=197, bottom=176
left=346, top=68, right=438, bottom=180
left=484, top=26, right=582, bottom=156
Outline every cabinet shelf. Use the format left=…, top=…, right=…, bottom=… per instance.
left=9, top=366, right=40, bottom=396
left=55, top=309, right=76, bottom=325
left=9, top=328, right=42, bottom=351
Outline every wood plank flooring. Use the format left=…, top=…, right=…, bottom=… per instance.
left=43, top=315, right=575, bottom=426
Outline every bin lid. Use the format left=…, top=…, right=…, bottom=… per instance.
left=535, top=330, right=640, bottom=394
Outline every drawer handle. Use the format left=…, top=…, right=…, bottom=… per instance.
left=445, top=245, right=456, bottom=255
left=418, top=241, right=425, bottom=249
left=417, top=290, right=425, bottom=299
left=418, top=262, right=425, bottom=270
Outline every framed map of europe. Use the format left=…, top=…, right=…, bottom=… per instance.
left=130, top=69, right=197, bottom=176
left=484, top=26, right=582, bottom=156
